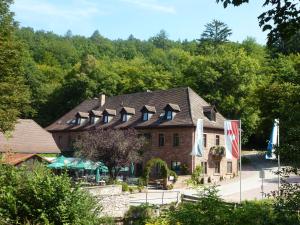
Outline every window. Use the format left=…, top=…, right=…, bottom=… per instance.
left=58, top=136, right=62, bottom=145
left=76, top=117, right=81, bottom=125
left=142, top=112, right=153, bottom=121
left=214, top=161, right=220, bottom=174
left=171, top=161, right=181, bottom=171
left=143, top=113, right=148, bottom=121
left=166, top=111, right=172, bottom=120
left=68, top=135, right=72, bottom=146
left=103, top=115, right=112, bottom=123
left=227, top=161, right=232, bottom=174
left=203, top=134, right=207, bottom=147
left=201, top=162, right=208, bottom=174
left=122, top=114, right=127, bottom=122
left=90, top=116, right=95, bottom=124
left=203, top=108, right=216, bottom=121
left=216, top=135, right=220, bottom=146
left=173, top=133, right=180, bottom=147
left=158, top=133, right=165, bottom=147
left=144, top=133, right=152, bottom=144
left=103, top=115, right=108, bottom=123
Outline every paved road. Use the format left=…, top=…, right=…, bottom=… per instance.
left=129, top=152, right=300, bottom=205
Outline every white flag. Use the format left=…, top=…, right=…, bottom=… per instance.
left=266, top=119, right=279, bottom=160
left=191, top=119, right=204, bottom=156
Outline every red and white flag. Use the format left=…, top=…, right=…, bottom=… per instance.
left=224, top=120, right=240, bottom=159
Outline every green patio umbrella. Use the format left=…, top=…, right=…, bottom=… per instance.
left=70, top=160, right=94, bottom=170
left=119, top=167, right=129, bottom=172
left=47, top=162, right=65, bottom=169
left=95, top=167, right=100, bottom=182
left=47, top=155, right=69, bottom=169
left=130, top=162, right=135, bottom=177
left=94, top=162, right=108, bottom=173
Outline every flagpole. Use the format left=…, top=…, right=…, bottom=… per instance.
left=239, top=120, right=242, bottom=203
left=277, top=119, right=280, bottom=195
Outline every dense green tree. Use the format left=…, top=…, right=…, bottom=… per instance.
left=0, top=0, right=31, bottom=132
left=184, top=44, right=262, bottom=141
left=149, top=30, right=172, bottom=50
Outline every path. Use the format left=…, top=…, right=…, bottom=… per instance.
left=129, top=152, right=300, bottom=205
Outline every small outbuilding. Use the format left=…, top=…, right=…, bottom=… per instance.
left=0, top=119, right=60, bottom=166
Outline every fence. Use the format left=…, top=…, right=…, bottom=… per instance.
left=129, top=190, right=181, bottom=205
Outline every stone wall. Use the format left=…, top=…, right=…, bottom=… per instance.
left=84, top=185, right=129, bottom=218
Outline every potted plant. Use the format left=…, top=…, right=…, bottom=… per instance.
left=209, top=146, right=225, bottom=159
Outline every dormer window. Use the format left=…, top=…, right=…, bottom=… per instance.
left=203, top=106, right=217, bottom=121
left=89, top=110, right=102, bottom=124
left=120, top=107, right=135, bottom=122
left=164, top=103, right=180, bottom=121
left=122, top=114, right=130, bottom=122
left=143, top=113, right=149, bottom=121
left=103, top=115, right=112, bottom=123
left=75, top=112, right=89, bottom=125
left=103, top=109, right=116, bottom=124
left=141, top=105, right=156, bottom=121
left=166, top=111, right=172, bottom=120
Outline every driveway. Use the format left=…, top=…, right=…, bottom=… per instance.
left=129, top=152, right=300, bottom=205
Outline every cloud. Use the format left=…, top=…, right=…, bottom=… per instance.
left=121, top=0, right=176, bottom=14
left=12, top=0, right=107, bottom=22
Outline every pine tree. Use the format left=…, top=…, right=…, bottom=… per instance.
left=200, top=19, right=232, bottom=44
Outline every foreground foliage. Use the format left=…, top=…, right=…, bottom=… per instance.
left=0, top=164, right=101, bottom=225
left=146, top=187, right=300, bottom=225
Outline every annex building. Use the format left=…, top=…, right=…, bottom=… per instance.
left=46, top=87, right=238, bottom=181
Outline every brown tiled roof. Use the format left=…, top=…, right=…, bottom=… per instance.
left=121, top=107, right=135, bottom=115
left=142, top=105, right=156, bottom=113
left=0, top=119, right=60, bottom=154
left=46, top=87, right=225, bottom=132
left=1, top=153, right=36, bottom=165
left=165, top=103, right=181, bottom=112
left=90, top=110, right=102, bottom=117
left=104, top=109, right=117, bottom=116
left=76, top=112, right=89, bottom=118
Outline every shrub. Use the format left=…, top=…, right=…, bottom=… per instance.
left=181, top=164, right=189, bottom=175
left=122, top=182, right=129, bottom=192
left=166, top=184, right=173, bottom=190
left=0, top=164, right=102, bottom=225
left=187, top=165, right=203, bottom=187
left=124, top=204, right=158, bottom=225
left=241, top=156, right=251, bottom=164
left=168, top=170, right=178, bottom=182
left=138, top=177, right=146, bottom=187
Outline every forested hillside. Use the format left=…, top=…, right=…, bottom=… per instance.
left=14, top=25, right=300, bottom=147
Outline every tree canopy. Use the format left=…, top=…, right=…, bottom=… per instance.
left=216, top=0, right=300, bottom=53
left=0, top=0, right=31, bottom=132
left=0, top=0, right=299, bottom=150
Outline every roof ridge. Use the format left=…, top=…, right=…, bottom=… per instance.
left=106, top=86, right=189, bottom=99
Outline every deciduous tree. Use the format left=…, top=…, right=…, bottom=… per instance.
left=74, top=129, right=146, bottom=180
left=0, top=0, right=31, bottom=132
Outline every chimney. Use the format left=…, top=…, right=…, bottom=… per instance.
left=99, top=94, right=105, bottom=107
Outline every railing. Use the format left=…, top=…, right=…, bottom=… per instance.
left=129, top=190, right=181, bottom=205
